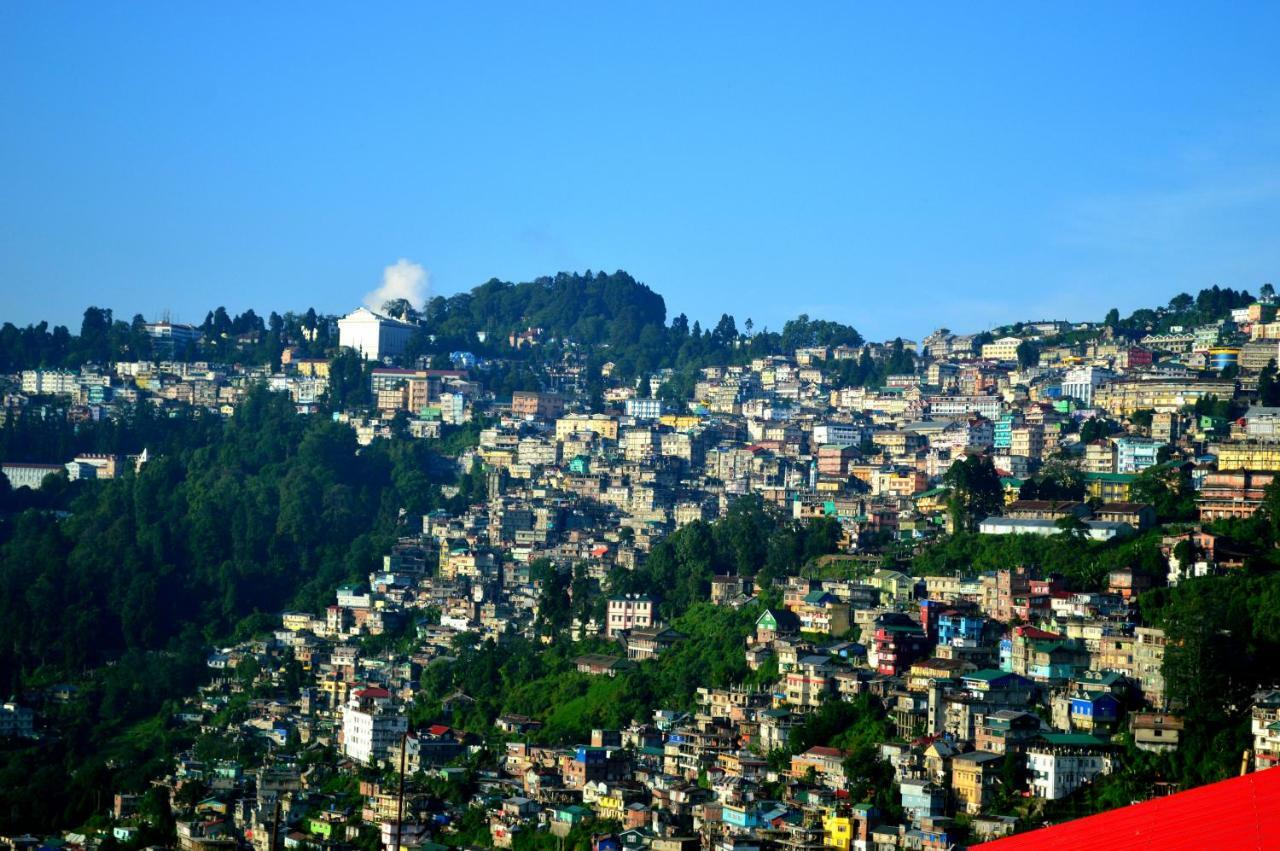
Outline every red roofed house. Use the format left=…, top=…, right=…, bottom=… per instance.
left=790, top=745, right=847, bottom=790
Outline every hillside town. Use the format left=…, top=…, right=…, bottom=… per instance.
left=6, top=285, right=1280, bottom=851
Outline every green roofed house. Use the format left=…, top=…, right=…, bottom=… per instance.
left=553, top=804, right=592, bottom=824
left=1082, top=471, right=1137, bottom=502
left=959, top=670, right=1036, bottom=707
left=756, top=608, right=801, bottom=643
left=1026, top=733, right=1114, bottom=799
left=868, top=569, right=915, bottom=604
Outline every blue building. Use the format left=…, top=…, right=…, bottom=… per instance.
left=1069, top=691, right=1122, bottom=733
left=994, top=414, right=1019, bottom=450
left=721, top=802, right=765, bottom=830
left=999, top=637, right=1013, bottom=672
left=900, top=777, right=947, bottom=821
left=936, top=610, right=987, bottom=645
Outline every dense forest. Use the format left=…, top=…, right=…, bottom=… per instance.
left=0, top=388, right=455, bottom=686
left=405, top=270, right=868, bottom=384
left=0, top=388, right=462, bottom=830
left=0, top=397, right=224, bottom=464
left=421, top=271, right=668, bottom=350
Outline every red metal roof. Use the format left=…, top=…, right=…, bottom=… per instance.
left=972, top=767, right=1280, bottom=851
left=802, top=745, right=846, bottom=758
left=1013, top=626, right=1062, bottom=640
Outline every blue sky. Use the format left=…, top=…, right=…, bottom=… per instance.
left=2, top=3, right=1279, bottom=341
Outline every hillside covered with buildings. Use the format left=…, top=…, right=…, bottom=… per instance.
left=4, top=274, right=1280, bottom=851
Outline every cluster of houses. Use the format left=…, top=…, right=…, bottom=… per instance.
left=13, top=299, right=1280, bottom=542
left=12, top=297, right=1280, bottom=851
left=67, top=527, right=1280, bottom=851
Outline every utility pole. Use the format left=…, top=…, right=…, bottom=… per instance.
left=270, top=798, right=281, bottom=851
left=395, top=728, right=410, bottom=851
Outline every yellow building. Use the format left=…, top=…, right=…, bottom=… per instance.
left=907, top=658, right=972, bottom=692
left=1083, top=473, right=1136, bottom=502
left=294, top=358, right=332, bottom=378
left=870, top=431, right=926, bottom=454
left=914, top=488, right=950, bottom=516
left=951, top=751, right=1002, bottom=814
left=596, top=792, right=625, bottom=822
left=555, top=414, right=619, bottom=442
left=660, top=414, right=703, bottom=430
left=440, top=547, right=487, bottom=580
left=1214, top=441, right=1280, bottom=472
left=868, top=569, right=914, bottom=605
left=479, top=448, right=515, bottom=469
left=980, top=337, right=1023, bottom=361
left=364, top=792, right=400, bottom=822
left=822, top=813, right=853, bottom=851
left=318, top=675, right=350, bottom=707
left=1093, top=378, right=1237, bottom=416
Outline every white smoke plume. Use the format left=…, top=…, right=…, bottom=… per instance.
left=364, top=258, right=430, bottom=315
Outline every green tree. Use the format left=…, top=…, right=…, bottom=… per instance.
left=1055, top=513, right=1090, bottom=540
left=943, top=454, right=1004, bottom=533
left=1260, top=359, right=1280, bottom=407
left=1080, top=417, right=1115, bottom=444
left=1131, top=463, right=1196, bottom=523
left=327, top=348, right=371, bottom=409
left=1016, top=340, right=1040, bottom=368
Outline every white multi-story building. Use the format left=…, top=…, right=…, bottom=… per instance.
left=20, top=369, right=80, bottom=396
left=336, top=586, right=372, bottom=609
left=338, top=307, right=416, bottom=361
left=1251, top=690, right=1280, bottom=771
left=1115, top=436, right=1164, bottom=474
left=926, top=395, right=1002, bottom=420
left=606, top=594, right=654, bottom=638
left=341, top=687, right=408, bottom=765
left=1, top=462, right=64, bottom=490
left=144, top=322, right=202, bottom=356
left=622, top=428, right=657, bottom=462
left=1026, top=736, right=1112, bottom=799
left=812, top=423, right=861, bottom=447
left=1060, top=366, right=1113, bottom=407
left=784, top=656, right=835, bottom=710
left=439, top=392, right=468, bottom=425
left=625, top=398, right=664, bottom=420
left=517, top=437, right=559, bottom=467
left=1010, top=424, right=1045, bottom=460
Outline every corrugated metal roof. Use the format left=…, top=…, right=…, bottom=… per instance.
left=972, top=766, right=1280, bottom=850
